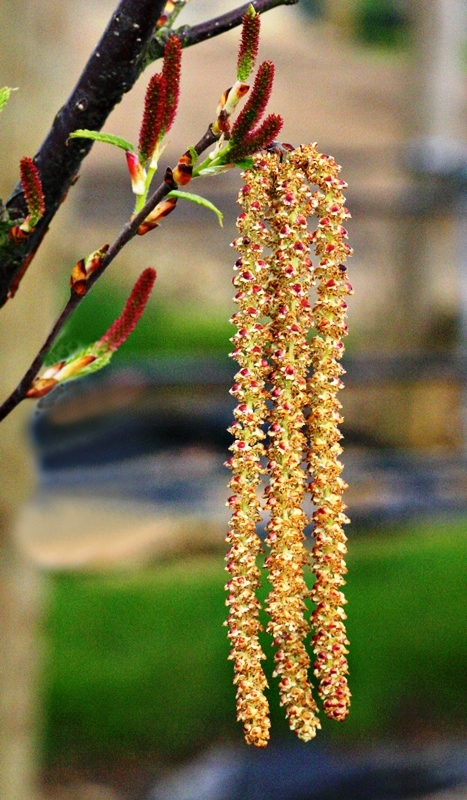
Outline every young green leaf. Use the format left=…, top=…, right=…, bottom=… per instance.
left=188, top=145, right=199, bottom=165
left=167, top=190, right=224, bottom=226
left=69, top=130, right=134, bottom=152
left=234, top=157, right=255, bottom=171
left=0, top=86, right=17, bottom=114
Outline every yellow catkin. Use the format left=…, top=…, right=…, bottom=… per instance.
left=225, top=161, right=274, bottom=747
left=298, top=144, right=353, bottom=722
left=226, top=144, right=352, bottom=745
left=262, top=152, right=321, bottom=741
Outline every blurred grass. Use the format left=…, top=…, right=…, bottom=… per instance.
left=42, top=519, right=467, bottom=769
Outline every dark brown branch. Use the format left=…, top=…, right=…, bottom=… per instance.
left=0, top=127, right=218, bottom=423
left=0, top=0, right=167, bottom=308
left=0, top=0, right=298, bottom=307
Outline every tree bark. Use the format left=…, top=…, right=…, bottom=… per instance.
left=0, top=0, right=166, bottom=307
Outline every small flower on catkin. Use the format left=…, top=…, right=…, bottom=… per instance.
left=225, top=163, right=276, bottom=748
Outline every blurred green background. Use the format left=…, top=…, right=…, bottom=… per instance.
left=43, top=520, right=467, bottom=773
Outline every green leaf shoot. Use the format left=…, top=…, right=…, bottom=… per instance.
left=167, top=190, right=224, bottom=226
left=69, top=130, right=135, bottom=152
left=188, top=145, right=199, bottom=165
left=0, top=86, right=17, bottom=114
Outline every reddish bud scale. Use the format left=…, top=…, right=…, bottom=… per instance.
left=172, top=151, right=193, bottom=185
left=19, top=156, right=45, bottom=228
left=26, top=354, right=97, bottom=399
left=126, top=151, right=146, bottom=195
left=70, top=244, right=109, bottom=296
left=137, top=196, right=177, bottom=236
left=156, top=0, right=176, bottom=27
left=237, top=6, right=261, bottom=81
left=138, top=73, right=166, bottom=164
left=98, top=268, right=156, bottom=352
left=161, top=35, right=182, bottom=136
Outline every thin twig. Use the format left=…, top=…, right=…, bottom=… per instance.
left=145, top=0, right=300, bottom=63
left=0, top=128, right=218, bottom=423
left=0, top=0, right=299, bottom=307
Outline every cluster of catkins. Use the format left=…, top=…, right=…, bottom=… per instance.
left=225, top=144, right=353, bottom=747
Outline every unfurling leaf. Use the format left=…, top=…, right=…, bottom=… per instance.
left=167, top=190, right=224, bottom=226
left=69, top=130, right=135, bottom=152
left=126, top=151, right=147, bottom=195
left=0, top=86, right=17, bottom=114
